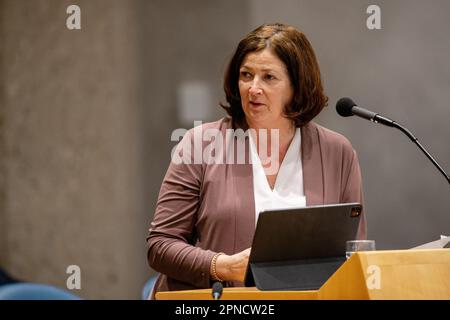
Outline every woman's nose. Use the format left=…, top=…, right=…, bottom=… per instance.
left=248, top=80, right=263, bottom=96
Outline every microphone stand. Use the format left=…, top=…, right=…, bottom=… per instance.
left=371, top=116, right=450, bottom=186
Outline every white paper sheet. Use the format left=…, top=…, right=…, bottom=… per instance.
left=410, top=235, right=450, bottom=249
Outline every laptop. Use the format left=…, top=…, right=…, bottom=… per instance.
left=244, top=203, right=362, bottom=291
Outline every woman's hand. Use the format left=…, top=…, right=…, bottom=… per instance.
left=215, top=248, right=251, bottom=282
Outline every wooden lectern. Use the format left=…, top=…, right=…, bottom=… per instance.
left=156, top=249, right=450, bottom=300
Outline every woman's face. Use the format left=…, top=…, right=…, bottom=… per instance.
left=238, top=48, right=293, bottom=128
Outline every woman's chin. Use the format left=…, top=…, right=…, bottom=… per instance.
left=245, top=104, right=267, bottom=116
left=245, top=113, right=270, bottom=127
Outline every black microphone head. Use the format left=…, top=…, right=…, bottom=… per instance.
left=336, top=97, right=357, bottom=117
left=212, top=282, right=223, bottom=300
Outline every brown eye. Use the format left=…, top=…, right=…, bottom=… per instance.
left=240, top=71, right=252, bottom=79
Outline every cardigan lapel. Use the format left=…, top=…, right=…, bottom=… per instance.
left=301, top=122, right=324, bottom=206
left=232, top=135, right=255, bottom=252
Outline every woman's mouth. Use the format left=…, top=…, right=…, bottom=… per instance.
left=249, top=101, right=265, bottom=108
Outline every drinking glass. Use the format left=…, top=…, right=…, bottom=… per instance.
left=346, top=240, right=376, bottom=259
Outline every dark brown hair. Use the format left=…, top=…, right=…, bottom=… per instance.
left=221, top=23, right=328, bottom=128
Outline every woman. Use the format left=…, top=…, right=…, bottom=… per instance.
left=146, top=23, right=366, bottom=299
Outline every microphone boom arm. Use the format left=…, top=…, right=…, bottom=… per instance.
left=336, top=97, right=449, bottom=186
left=382, top=120, right=450, bottom=186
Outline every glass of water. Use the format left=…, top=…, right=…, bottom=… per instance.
left=346, top=240, right=376, bottom=259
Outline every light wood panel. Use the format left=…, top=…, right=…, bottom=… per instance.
left=156, top=249, right=450, bottom=300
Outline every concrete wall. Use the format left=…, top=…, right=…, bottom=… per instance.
left=0, top=0, right=146, bottom=298
left=0, top=0, right=249, bottom=299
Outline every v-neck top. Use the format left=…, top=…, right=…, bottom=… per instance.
left=249, top=128, right=306, bottom=225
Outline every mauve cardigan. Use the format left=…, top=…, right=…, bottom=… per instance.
left=146, top=117, right=366, bottom=298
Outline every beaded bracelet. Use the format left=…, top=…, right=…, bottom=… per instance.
left=210, top=252, right=225, bottom=282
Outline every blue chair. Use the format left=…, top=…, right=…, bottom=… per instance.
left=0, top=283, right=82, bottom=300
left=142, top=273, right=159, bottom=300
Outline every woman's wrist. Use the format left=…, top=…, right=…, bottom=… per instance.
left=210, top=248, right=251, bottom=283
left=210, top=252, right=226, bottom=281
left=210, top=253, right=233, bottom=282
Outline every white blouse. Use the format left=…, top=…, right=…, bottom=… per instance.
left=249, top=128, right=306, bottom=225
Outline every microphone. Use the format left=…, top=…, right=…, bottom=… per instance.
left=336, top=97, right=450, bottom=185
left=212, top=282, right=223, bottom=300
left=336, top=97, right=395, bottom=127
